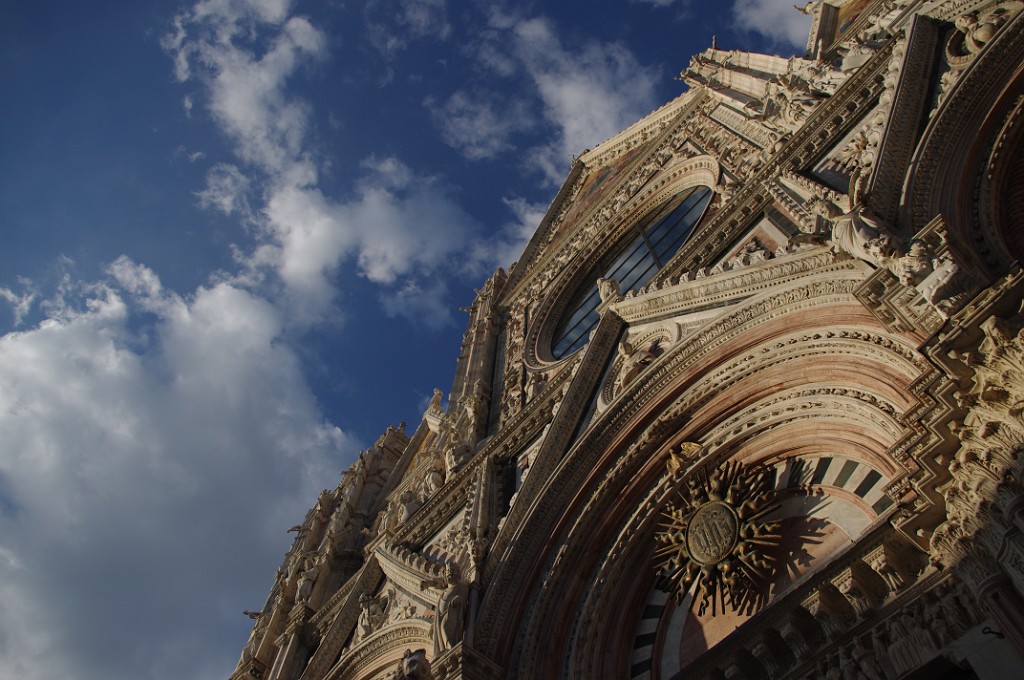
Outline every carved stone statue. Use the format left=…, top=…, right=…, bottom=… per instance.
left=296, top=557, right=319, bottom=605
left=956, top=13, right=998, bottom=56
left=422, top=454, right=445, bottom=496
left=378, top=498, right=401, bottom=534
left=386, top=588, right=418, bottom=624
left=421, top=564, right=469, bottom=654
left=238, top=613, right=268, bottom=666
left=399, top=489, right=422, bottom=524
left=525, top=371, right=547, bottom=402
left=597, top=277, right=622, bottom=304
left=616, top=340, right=657, bottom=391
left=394, top=648, right=433, bottom=680
left=427, top=388, right=443, bottom=414
left=815, top=202, right=903, bottom=268
left=851, top=635, right=885, bottom=680
left=355, top=592, right=388, bottom=643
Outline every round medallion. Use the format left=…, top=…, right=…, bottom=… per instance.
left=686, top=501, right=739, bottom=565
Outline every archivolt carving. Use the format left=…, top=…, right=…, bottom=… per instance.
left=906, top=7, right=1024, bottom=272
left=480, top=289, right=927, bottom=669
left=330, top=623, right=432, bottom=680
left=706, top=384, right=906, bottom=461
left=980, top=93, right=1024, bottom=265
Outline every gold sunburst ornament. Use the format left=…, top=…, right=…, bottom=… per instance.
left=654, top=459, right=781, bottom=616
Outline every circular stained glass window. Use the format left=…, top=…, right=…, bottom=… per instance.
left=551, top=186, right=713, bottom=359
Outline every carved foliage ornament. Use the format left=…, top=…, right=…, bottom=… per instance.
left=655, top=459, right=781, bottom=616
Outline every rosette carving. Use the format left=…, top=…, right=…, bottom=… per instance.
left=655, top=460, right=781, bottom=615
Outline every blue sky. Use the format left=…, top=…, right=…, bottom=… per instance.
left=0, top=1, right=808, bottom=678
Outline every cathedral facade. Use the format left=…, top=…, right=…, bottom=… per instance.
left=232, top=1, right=1024, bottom=678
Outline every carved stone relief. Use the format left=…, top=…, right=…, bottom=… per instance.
left=655, top=459, right=781, bottom=616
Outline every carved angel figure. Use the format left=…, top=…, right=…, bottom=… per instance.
left=421, top=564, right=469, bottom=654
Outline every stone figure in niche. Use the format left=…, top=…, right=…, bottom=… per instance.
left=386, top=588, right=418, bottom=624
left=295, top=557, right=319, bottom=605
left=377, top=498, right=401, bottom=535
left=444, top=443, right=470, bottom=476
left=917, top=254, right=960, bottom=312
left=328, top=501, right=352, bottom=536
left=892, top=240, right=932, bottom=286
left=356, top=592, right=388, bottom=642
left=286, top=550, right=309, bottom=587
left=597, top=277, right=622, bottom=304
left=524, top=371, right=547, bottom=402
left=852, top=635, right=885, bottom=680
left=421, top=563, right=469, bottom=654
left=810, top=200, right=902, bottom=269
left=870, top=551, right=905, bottom=593
left=422, top=454, right=445, bottom=496
left=890, top=236, right=965, bottom=316
left=399, top=489, right=422, bottom=523
left=460, top=379, right=489, bottom=442
left=238, top=613, right=268, bottom=665
left=394, top=648, right=433, bottom=680
left=616, top=340, right=658, bottom=391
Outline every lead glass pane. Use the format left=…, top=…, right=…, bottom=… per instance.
left=551, top=185, right=711, bottom=359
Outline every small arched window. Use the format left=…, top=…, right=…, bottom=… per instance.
left=551, top=185, right=713, bottom=359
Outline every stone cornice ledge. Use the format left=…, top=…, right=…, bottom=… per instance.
left=612, top=248, right=859, bottom=324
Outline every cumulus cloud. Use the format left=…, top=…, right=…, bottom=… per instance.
left=380, top=278, right=454, bottom=329
left=0, top=259, right=351, bottom=680
left=166, top=0, right=481, bottom=327
left=733, top=0, right=813, bottom=48
left=0, top=278, right=38, bottom=326
left=197, top=162, right=253, bottom=217
left=365, top=0, right=451, bottom=74
left=514, top=18, right=662, bottom=183
left=251, top=158, right=478, bottom=324
left=425, top=91, right=533, bottom=161
left=467, top=196, right=548, bottom=271
left=439, top=14, right=661, bottom=185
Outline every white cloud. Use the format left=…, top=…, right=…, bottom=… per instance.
left=513, top=17, right=662, bottom=184
left=732, top=0, right=813, bottom=48
left=425, top=91, right=533, bottom=161
left=166, top=1, right=481, bottom=328
left=252, top=158, right=478, bottom=324
left=433, top=15, right=661, bottom=184
left=380, top=278, right=454, bottom=329
left=397, top=0, right=450, bottom=39
left=0, top=279, right=38, bottom=326
left=365, top=0, right=451, bottom=74
left=0, top=260, right=351, bottom=679
left=467, top=196, right=547, bottom=272
left=631, top=0, right=688, bottom=7
left=196, top=162, right=253, bottom=217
